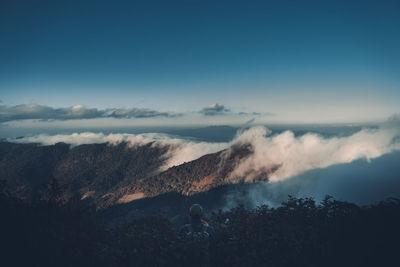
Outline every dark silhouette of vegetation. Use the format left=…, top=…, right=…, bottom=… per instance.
left=1, top=180, right=399, bottom=267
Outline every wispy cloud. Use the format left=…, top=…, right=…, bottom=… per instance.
left=0, top=103, right=273, bottom=125
left=0, top=104, right=179, bottom=122
left=238, top=111, right=275, bottom=116
left=200, top=103, right=230, bottom=116
left=10, top=131, right=228, bottom=170
left=199, top=103, right=274, bottom=118
left=104, top=107, right=180, bottom=119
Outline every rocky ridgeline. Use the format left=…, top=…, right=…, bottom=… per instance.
left=0, top=141, right=278, bottom=209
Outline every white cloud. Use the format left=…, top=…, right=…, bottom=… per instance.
left=228, top=123, right=400, bottom=182
left=223, top=150, right=400, bottom=208
left=200, top=103, right=230, bottom=116
left=0, top=104, right=178, bottom=122
left=9, top=120, right=400, bottom=181
left=11, top=132, right=228, bottom=170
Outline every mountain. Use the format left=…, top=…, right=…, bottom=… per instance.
left=134, top=144, right=280, bottom=197
left=0, top=141, right=280, bottom=209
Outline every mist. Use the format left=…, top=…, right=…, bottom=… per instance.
left=10, top=132, right=229, bottom=170
left=223, top=151, right=400, bottom=208
left=8, top=119, right=400, bottom=204
left=227, top=123, right=400, bottom=182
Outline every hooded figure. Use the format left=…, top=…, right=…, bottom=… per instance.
left=179, top=204, right=215, bottom=266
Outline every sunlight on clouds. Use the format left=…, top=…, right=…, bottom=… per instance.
left=10, top=119, right=400, bottom=181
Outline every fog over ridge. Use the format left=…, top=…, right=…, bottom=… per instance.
left=10, top=131, right=229, bottom=171
left=9, top=119, right=400, bottom=182
left=228, top=124, right=400, bottom=182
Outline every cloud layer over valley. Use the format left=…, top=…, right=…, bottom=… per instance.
left=10, top=118, right=400, bottom=187
left=224, top=150, right=400, bottom=208
left=227, top=124, right=400, bottom=182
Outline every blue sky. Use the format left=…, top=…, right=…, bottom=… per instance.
left=1, top=0, right=399, bottom=124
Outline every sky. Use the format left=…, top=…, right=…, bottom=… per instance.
left=1, top=0, right=399, bottom=126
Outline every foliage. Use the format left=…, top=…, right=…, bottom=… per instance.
left=1, top=183, right=399, bottom=266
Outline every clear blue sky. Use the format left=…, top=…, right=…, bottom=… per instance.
left=1, top=0, right=399, bottom=123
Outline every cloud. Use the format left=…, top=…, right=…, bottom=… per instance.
left=386, top=113, right=400, bottom=126
left=104, top=107, right=181, bottom=118
left=238, top=112, right=261, bottom=116
left=0, top=103, right=268, bottom=124
left=238, top=111, right=275, bottom=116
left=200, top=103, right=230, bottom=116
left=9, top=120, right=400, bottom=177
left=7, top=119, right=400, bottom=206
left=223, top=151, right=400, bottom=209
left=199, top=103, right=274, bottom=118
left=244, top=118, right=256, bottom=125
left=227, top=124, right=400, bottom=183
left=0, top=104, right=178, bottom=122
left=10, top=131, right=228, bottom=170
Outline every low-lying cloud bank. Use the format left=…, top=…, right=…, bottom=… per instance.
left=0, top=104, right=179, bottom=122
left=10, top=118, right=400, bottom=183
left=228, top=123, right=400, bottom=182
left=224, top=151, right=400, bottom=208
left=10, top=132, right=228, bottom=170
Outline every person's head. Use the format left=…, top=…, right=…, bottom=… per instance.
left=189, top=204, right=203, bottom=222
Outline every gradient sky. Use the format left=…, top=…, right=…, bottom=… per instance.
left=1, top=0, right=399, bottom=124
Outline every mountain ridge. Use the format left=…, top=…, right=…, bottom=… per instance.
left=0, top=141, right=279, bottom=209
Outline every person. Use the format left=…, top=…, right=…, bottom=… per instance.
left=179, top=204, right=215, bottom=266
